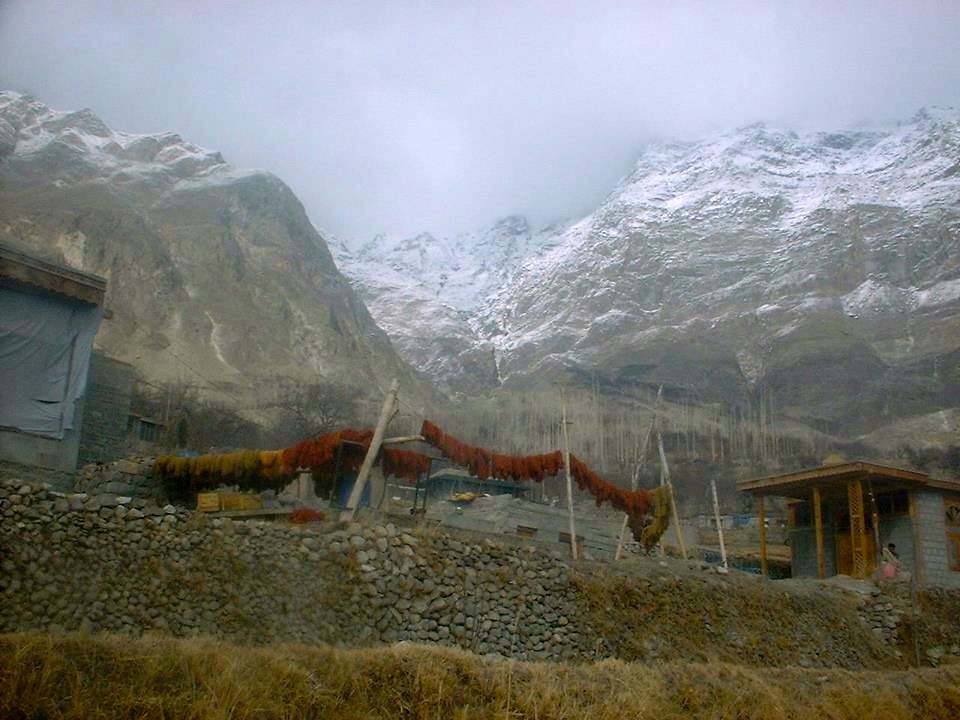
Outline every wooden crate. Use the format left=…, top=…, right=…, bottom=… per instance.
left=238, top=493, right=262, bottom=510
left=220, top=492, right=263, bottom=511
left=196, top=492, right=221, bottom=513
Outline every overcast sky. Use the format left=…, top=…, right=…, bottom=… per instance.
left=2, top=1, right=959, bottom=241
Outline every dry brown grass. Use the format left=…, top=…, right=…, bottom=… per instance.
left=2, top=631, right=960, bottom=720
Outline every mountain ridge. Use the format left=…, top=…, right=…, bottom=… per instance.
left=336, top=108, right=960, bottom=448
left=0, top=91, right=429, bottom=420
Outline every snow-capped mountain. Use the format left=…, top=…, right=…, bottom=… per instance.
left=0, top=91, right=427, bottom=412
left=340, top=109, right=960, bottom=443
left=333, top=216, right=562, bottom=395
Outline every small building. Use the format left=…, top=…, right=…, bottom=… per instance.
left=0, top=244, right=106, bottom=472
left=425, top=467, right=531, bottom=501
left=738, top=461, right=960, bottom=588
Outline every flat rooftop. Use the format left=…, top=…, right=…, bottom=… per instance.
left=738, top=461, right=960, bottom=498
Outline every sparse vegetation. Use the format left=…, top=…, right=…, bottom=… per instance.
left=2, top=632, right=959, bottom=720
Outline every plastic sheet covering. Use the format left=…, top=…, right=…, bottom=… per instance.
left=0, top=289, right=102, bottom=439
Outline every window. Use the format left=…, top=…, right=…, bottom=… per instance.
left=949, top=533, right=960, bottom=573
left=138, top=420, right=157, bottom=442
left=946, top=496, right=960, bottom=528
left=945, top=496, right=960, bottom=572
left=876, top=490, right=909, bottom=516
left=789, top=501, right=812, bottom=528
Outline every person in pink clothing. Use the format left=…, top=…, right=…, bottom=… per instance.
left=881, top=543, right=901, bottom=580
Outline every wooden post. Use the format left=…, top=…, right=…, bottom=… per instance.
left=710, top=477, right=728, bottom=571
left=657, top=431, right=687, bottom=559
left=908, top=491, right=924, bottom=586
left=867, top=479, right=882, bottom=563
left=758, top=494, right=768, bottom=577
left=847, top=478, right=867, bottom=579
left=813, top=486, right=825, bottom=579
left=340, top=379, right=399, bottom=522
left=614, top=387, right=662, bottom=560
left=560, top=389, right=578, bottom=560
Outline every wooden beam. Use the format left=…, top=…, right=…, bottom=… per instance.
left=738, top=461, right=930, bottom=495
left=758, top=495, right=768, bottom=577
left=813, top=486, right=825, bottom=579
left=0, top=244, right=106, bottom=306
left=847, top=478, right=867, bottom=579
left=614, top=386, right=662, bottom=560
left=382, top=434, right=425, bottom=445
left=560, top=389, right=578, bottom=561
left=340, top=379, right=398, bottom=522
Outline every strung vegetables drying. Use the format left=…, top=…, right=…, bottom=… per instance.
left=629, top=485, right=672, bottom=551
left=154, top=427, right=434, bottom=496
left=420, top=420, right=654, bottom=521
left=382, top=448, right=433, bottom=484
left=279, top=428, right=373, bottom=477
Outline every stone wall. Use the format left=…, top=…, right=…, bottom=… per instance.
left=6, top=475, right=959, bottom=667
left=0, top=459, right=74, bottom=493
left=73, top=457, right=159, bottom=500
left=77, top=353, right=135, bottom=467
left=0, top=478, right=595, bottom=661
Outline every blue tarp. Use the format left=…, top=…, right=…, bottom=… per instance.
left=0, top=289, right=102, bottom=439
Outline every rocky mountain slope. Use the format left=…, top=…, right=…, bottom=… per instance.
left=340, top=109, right=960, bottom=447
left=334, top=216, right=562, bottom=396
left=0, top=92, right=426, bottom=416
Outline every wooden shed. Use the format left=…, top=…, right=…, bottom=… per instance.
left=738, top=461, right=960, bottom=587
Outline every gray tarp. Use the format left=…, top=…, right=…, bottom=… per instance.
left=0, top=289, right=103, bottom=439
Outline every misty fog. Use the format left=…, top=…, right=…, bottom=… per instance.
left=2, top=0, right=959, bottom=240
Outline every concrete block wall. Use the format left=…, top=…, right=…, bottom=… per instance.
left=77, top=353, right=134, bottom=467
left=790, top=523, right=837, bottom=578
left=914, top=490, right=960, bottom=589
left=878, top=514, right=916, bottom=577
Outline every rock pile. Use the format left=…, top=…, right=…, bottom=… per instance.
left=857, top=592, right=906, bottom=646
left=74, top=457, right=159, bottom=500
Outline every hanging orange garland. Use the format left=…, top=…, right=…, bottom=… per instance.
left=419, top=420, right=653, bottom=519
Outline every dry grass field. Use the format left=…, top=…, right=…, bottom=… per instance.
left=2, top=631, right=959, bottom=720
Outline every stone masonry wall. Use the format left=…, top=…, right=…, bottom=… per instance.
left=77, top=353, right=135, bottom=468
left=73, top=457, right=159, bottom=500
left=0, top=478, right=595, bottom=661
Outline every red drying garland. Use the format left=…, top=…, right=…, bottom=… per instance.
left=382, top=448, right=433, bottom=484
left=280, top=428, right=373, bottom=476
left=290, top=507, right=327, bottom=524
left=420, top=420, right=652, bottom=519
left=280, top=428, right=433, bottom=482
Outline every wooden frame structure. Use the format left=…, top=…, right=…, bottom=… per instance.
left=0, top=243, right=106, bottom=307
left=738, top=462, right=953, bottom=580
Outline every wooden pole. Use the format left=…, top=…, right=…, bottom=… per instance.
left=657, top=430, right=687, bottom=559
left=813, top=486, right=825, bottom=579
left=758, top=494, right=768, bottom=577
left=614, top=387, right=662, bottom=560
left=382, top=434, right=425, bottom=445
left=710, top=477, right=728, bottom=571
left=340, top=379, right=399, bottom=522
left=560, top=389, right=578, bottom=560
